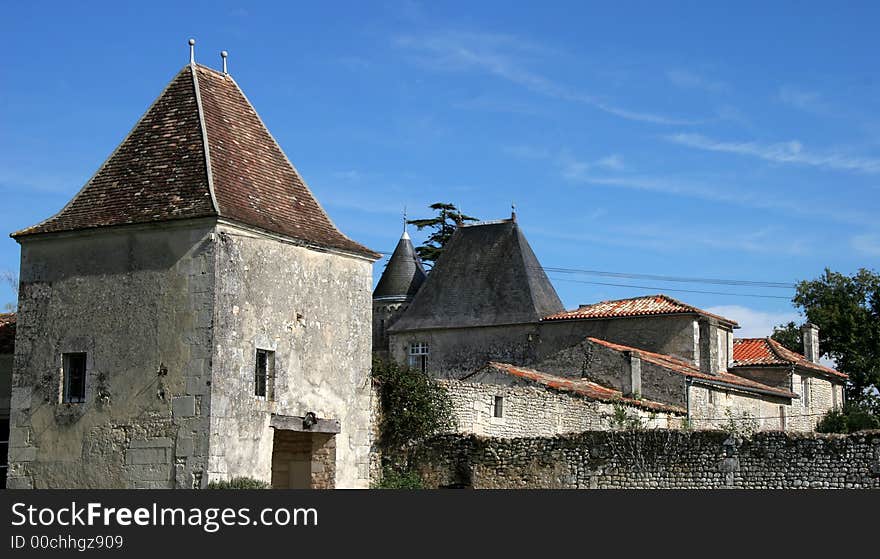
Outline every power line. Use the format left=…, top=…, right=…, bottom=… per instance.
left=376, top=251, right=796, bottom=290
left=549, top=277, right=793, bottom=300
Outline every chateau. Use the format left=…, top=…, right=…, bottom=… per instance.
left=0, top=48, right=850, bottom=490
left=373, top=215, right=847, bottom=437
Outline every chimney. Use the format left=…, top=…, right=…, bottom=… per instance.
left=801, top=323, right=820, bottom=364
left=698, top=317, right=722, bottom=375
left=622, top=351, right=642, bottom=398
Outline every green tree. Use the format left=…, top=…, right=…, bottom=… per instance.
left=406, top=202, right=477, bottom=267
left=770, top=321, right=801, bottom=353
left=775, top=268, right=879, bottom=412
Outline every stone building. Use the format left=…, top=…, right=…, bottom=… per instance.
left=378, top=217, right=847, bottom=436
left=7, top=55, right=379, bottom=488
left=1, top=313, right=14, bottom=487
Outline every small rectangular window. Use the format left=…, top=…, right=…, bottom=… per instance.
left=255, top=349, right=275, bottom=400
left=408, top=342, right=429, bottom=373
left=708, top=389, right=716, bottom=405
left=801, top=377, right=811, bottom=408
left=62, top=353, right=87, bottom=403
left=493, top=395, right=504, bottom=418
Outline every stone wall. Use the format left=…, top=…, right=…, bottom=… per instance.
left=209, top=223, right=374, bottom=489
left=687, top=383, right=790, bottom=432
left=8, top=221, right=216, bottom=489
left=409, top=430, right=880, bottom=489
left=535, top=338, right=689, bottom=408
left=538, top=315, right=701, bottom=365
left=0, top=352, right=11, bottom=416
left=440, top=379, right=684, bottom=438
left=390, top=323, right=540, bottom=378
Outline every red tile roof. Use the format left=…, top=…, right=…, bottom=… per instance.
left=0, top=313, right=15, bottom=354
left=12, top=64, right=378, bottom=260
left=542, top=294, right=738, bottom=326
left=486, top=362, right=686, bottom=414
left=587, top=337, right=798, bottom=399
left=733, top=338, right=847, bottom=380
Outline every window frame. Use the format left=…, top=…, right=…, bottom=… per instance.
left=254, top=348, right=276, bottom=400
left=62, top=352, right=88, bottom=404
left=408, top=342, right=429, bottom=373
left=493, top=395, right=504, bottom=418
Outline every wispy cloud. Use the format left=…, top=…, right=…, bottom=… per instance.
left=505, top=145, right=625, bottom=175
left=667, top=69, right=727, bottom=93
left=704, top=305, right=800, bottom=338
left=561, top=171, right=875, bottom=228
left=778, top=85, right=827, bottom=114
left=666, top=133, right=880, bottom=174
left=851, top=233, right=880, bottom=256
left=395, top=31, right=703, bottom=125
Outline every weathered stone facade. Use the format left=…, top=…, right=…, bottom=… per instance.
left=410, top=430, right=880, bottom=489
left=8, top=222, right=216, bottom=488
left=209, top=223, right=374, bottom=488
left=441, top=379, right=684, bottom=438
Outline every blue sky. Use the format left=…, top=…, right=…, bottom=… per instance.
left=1, top=1, right=878, bottom=337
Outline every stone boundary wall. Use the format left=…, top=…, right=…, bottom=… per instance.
left=409, top=430, right=880, bottom=489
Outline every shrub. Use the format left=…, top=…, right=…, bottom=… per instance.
left=371, top=467, right=424, bottom=489
left=817, top=405, right=880, bottom=434
left=206, top=476, right=270, bottom=489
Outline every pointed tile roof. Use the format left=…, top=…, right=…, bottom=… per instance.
left=543, top=294, right=738, bottom=327
left=12, top=64, right=378, bottom=260
left=389, top=219, right=564, bottom=331
left=373, top=230, right=427, bottom=300
left=732, top=338, right=846, bottom=380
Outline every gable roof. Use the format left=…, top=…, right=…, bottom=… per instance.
left=588, top=337, right=797, bottom=399
left=479, top=362, right=686, bottom=414
left=543, top=294, right=738, bottom=327
left=389, top=219, right=564, bottom=331
left=12, top=64, right=378, bottom=260
left=733, top=338, right=847, bottom=380
left=0, top=313, right=15, bottom=354
left=373, top=231, right=427, bottom=300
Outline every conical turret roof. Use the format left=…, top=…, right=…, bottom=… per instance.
left=373, top=230, right=427, bottom=300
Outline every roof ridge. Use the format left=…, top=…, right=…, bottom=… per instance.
left=190, top=64, right=220, bottom=215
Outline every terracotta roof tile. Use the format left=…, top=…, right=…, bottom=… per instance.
left=486, top=361, right=686, bottom=414
left=587, top=337, right=798, bottom=398
left=543, top=294, right=738, bottom=326
left=732, top=337, right=846, bottom=380
left=12, top=65, right=378, bottom=260
left=0, top=313, right=15, bottom=354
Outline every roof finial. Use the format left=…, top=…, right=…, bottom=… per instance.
left=221, top=50, right=228, bottom=74
left=188, top=38, right=196, bottom=65
left=402, top=206, right=410, bottom=240
left=511, top=202, right=517, bottom=222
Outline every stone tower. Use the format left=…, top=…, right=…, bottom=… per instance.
left=7, top=55, right=379, bottom=489
left=372, top=228, right=427, bottom=358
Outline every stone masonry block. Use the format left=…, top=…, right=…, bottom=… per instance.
left=125, top=447, right=170, bottom=465
left=129, top=437, right=173, bottom=449
left=172, top=395, right=196, bottom=418
left=176, top=436, right=194, bottom=457
left=8, top=447, right=37, bottom=462
left=8, top=427, right=30, bottom=447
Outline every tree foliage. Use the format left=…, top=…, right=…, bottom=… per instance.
left=406, top=202, right=477, bottom=267
left=770, top=321, right=801, bottom=353
left=816, top=403, right=880, bottom=434
left=776, top=268, right=880, bottom=412
left=372, top=357, right=455, bottom=452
